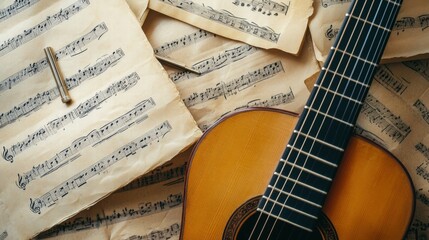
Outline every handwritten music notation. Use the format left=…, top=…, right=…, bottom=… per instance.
left=0, top=0, right=90, bottom=57
left=2, top=72, right=139, bottom=163
left=403, top=60, right=429, bottom=81
left=393, top=15, right=429, bottom=34
left=29, top=121, right=172, bottom=214
left=16, top=98, right=156, bottom=190
left=153, top=29, right=215, bottom=56
left=232, top=0, right=290, bottom=17
left=199, top=90, right=295, bottom=131
left=374, top=65, right=409, bottom=95
left=183, top=61, right=284, bottom=107
left=169, top=43, right=258, bottom=82
left=407, top=218, right=429, bottom=240
left=0, top=22, right=108, bottom=93
left=324, top=14, right=429, bottom=41
left=157, top=0, right=281, bottom=43
left=126, top=223, right=181, bottom=240
left=0, top=49, right=124, bottom=129
left=0, top=0, right=40, bottom=22
left=35, top=194, right=182, bottom=238
left=417, top=163, right=429, bottom=183
left=360, top=94, right=411, bottom=143
left=117, top=162, right=186, bottom=193
left=414, top=100, right=429, bottom=126
left=320, top=0, right=351, bottom=8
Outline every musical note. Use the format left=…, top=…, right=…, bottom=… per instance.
left=16, top=98, right=156, bottom=190
left=0, top=231, right=7, bottom=240
left=168, top=43, right=258, bottom=83
left=0, top=23, right=108, bottom=93
left=416, top=163, right=429, bottom=183
left=0, top=0, right=90, bottom=57
left=183, top=61, right=284, bottom=107
left=407, top=218, right=429, bottom=240
left=2, top=72, right=139, bottom=163
left=157, top=0, right=281, bottom=42
left=320, top=0, right=351, bottom=8
left=0, top=0, right=40, bottom=22
left=403, top=59, right=429, bottom=81
left=360, top=94, right=411, bottom=143
left=416, top=188, right=429, bottom=207
left=0, top=49, right=125, bottom=129
left=413, top=100, right=429, bottom=126
left=232, top=0, right=290, bottom=17
left=153, top=29, right=215, bottom=56
left=126, top=223, right=181, bottom=240
left=117, top=162, right=187, bottom=193
left=416, top=142, right=429, bottom=163
left=374, top=65, right=409, bottom=95
left=35, top=194, right=182, bottom=238
left=29, top=121, right=172, bottom=214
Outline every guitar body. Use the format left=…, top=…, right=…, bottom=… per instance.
left=181, top=109, right=414, bottom=239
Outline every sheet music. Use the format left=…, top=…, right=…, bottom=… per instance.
left=143, top=11, right=320, bottom=130
left=35, top=147, right=191, bottom=240
left=353, top=59, right=429, bottom=239
left=148, top=0, right=313, bottom=55
left=308, top=0, right=429, bottom=63
left=0, top=1, right=201, bottom=239
left=125, top=0, right=149, bottom=25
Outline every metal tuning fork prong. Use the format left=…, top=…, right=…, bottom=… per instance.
left=44, top=46, right=72, bottom=103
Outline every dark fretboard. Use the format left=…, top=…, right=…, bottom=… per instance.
left=257, top=0, right=403, bottom=232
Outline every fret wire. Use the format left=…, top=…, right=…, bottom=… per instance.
left=263, top=184, right=323, bottom=208
left=347, top=13, right=392, bottom=32
left=304, top=98, right=361, bottom=126
left=269, top=175, right=328, bottom=195
left=321, top=67, right=370, bottom=88
left=313, top=84, right=363, bottom=106
left=332, top=47, right=378, bottom=67
left=280, top=159, right=333, bottom=181
left=294, top=123, right=350, bottom=150
left=286, top=144, right=338, bottom=167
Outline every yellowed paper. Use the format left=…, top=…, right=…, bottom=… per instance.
left=0, top=0, right=201, bottom=239
left=354, top=59, right=429, bottom=239
left=143, top=11, right=320, bottom=130
left=126, top=0, right=149, bottom=25
left=148, top=0, right=313, bottom=55
left=309, top=0, right=429, bottom=63
left=36, top=148, right=191, bottom=240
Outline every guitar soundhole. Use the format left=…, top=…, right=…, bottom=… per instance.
left=223, top=196, right=338, bottom=240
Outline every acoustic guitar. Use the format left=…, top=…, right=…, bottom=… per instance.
left=181, top=0, right=415, bottom=239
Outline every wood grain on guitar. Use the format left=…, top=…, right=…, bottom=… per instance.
left=181, top=109, right=414, bottom=239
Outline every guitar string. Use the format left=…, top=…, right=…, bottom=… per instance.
left=248, top=0, right=400, bottom=239
left=265, top=1, right=401, bottom=239
left=248, top=1, right=363, bottom=238
left=265, top=1, right=400, bottom=238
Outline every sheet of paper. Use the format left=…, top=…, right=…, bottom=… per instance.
left=308, top=0, right=429, bottom=63
left=148, top=0, right=313, bottom=55
left=143, top=11, right=320, bottom=130
left=126, top=0, right=149, bottom=25
left=353, top=59, right=429, bottom=239
left=35, top=148, right=191, bottom=240
left=0, top=1, right=202, bottom=239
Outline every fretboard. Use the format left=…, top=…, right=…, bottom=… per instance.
left=258, top=0, right=403, bottom=232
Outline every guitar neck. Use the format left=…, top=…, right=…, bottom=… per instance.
left=258, top=0, right=403, bottom=232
